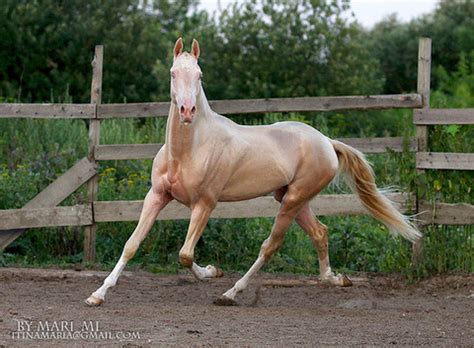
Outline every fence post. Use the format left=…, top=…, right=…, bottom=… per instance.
left=84, top=45, right=103, bottom=263
left=413, top=37, right=431, bottom=262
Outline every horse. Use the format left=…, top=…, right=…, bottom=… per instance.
left=85, top=38, right=421, bottom=307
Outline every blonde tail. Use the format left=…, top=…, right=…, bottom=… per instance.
left=331, top=140, right=421, bottom=242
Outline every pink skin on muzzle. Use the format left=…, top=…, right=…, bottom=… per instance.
left=178, top=99, right=196, bottom=124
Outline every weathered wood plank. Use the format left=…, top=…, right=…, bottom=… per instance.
left=415, top=38, right=431, bottom=156
left=0, top=94, right=422, bottom=120
left=210, top=94, right=422, bottom=114
left=95, top=137, right=416, bottom=161
left=0, top=205, right=92, bottom=229
left=25, top=157, right=97, bottom=208
left=413, top=108, right=474, bottom=125
left=262, top=277, right=369, bottom=287
left=416, top=152, right=474, bottom=170
left=419, top=202, right=474, bottom=225
left=0, top=267, right=134, bottom=280
left=0, top=104, right=94, bottom=118
left=417, top=39, right=432, bottom=110
left=95, top=144, right=163, bottom=160
left=94, top=193, right=412, bottom=222
left=84, top=45, right=104, bottom=263
left=0, top=157, right=97, bottom=249
left=98, top=103, right=170, bottom=118
left=413, top=38, right=432, bottom=263
left=97, top=94, right=422, bottom=119
left=336, top=137, right=417, bottom=153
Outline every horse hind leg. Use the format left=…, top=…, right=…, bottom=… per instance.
left=295, top=203, right=352, bottom=287
left=215, top=188, right=305, bottom=305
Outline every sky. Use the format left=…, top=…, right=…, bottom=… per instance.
left=198, top=0, right=438, bottom=28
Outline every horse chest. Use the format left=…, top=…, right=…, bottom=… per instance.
left=168, top=180, right=189, bottom=204
left=166, top=166, right=204, bottom=205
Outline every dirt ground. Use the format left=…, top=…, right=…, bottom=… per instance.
left=0, top=267, right=473, bottom=347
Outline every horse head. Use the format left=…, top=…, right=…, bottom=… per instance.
left=170, top=38, right=202, bottom=125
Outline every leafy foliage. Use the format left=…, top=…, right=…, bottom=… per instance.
left=0, top=0, right=472, bottom=276
left=367, top=0, right=474, bottom=93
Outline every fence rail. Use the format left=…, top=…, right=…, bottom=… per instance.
left=0, top=94, right=422, bottom=119
left=3, top=194, right=472, bottom=229
left=419, top=202, right=474, bottom=225
left=94, top=137, right=418, bottom=161
left=0, top=194, right=411, bottom=229
left=416, top=152, right=474, bottom=170
left=93, top=193, right=412, bottom=222
left=0, top=38, right=472, bottom=264
left=0, top=205, right=92, bottom=229
left=413, top=108, right=474, bottom=124
left=0, top=103, right=95, bottom=118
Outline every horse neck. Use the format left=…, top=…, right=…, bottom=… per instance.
left=166, top=87, right=214, bottom=161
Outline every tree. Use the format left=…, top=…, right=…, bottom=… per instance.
left=0, top=0, right=208, bottom=103
left=154, top=0, right=384, bottom=102
left=368, top=0, right=474, bottom=94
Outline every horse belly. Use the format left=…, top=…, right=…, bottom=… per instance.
left=219, top=163, right=292, bottom=201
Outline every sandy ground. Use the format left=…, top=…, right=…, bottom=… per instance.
left=0, top=267, right=473, bottom=347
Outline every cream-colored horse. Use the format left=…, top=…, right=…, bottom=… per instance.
left=85, top=38, right=421, bottom=307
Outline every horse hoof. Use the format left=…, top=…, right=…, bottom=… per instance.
left=213, top=296, right=238, bottom=306
left=85, top=295, right=103, bottom=307
left=206, top=265, right=224, bottom=278
left=214, top=267, right=224, bottom=278
left=341, top=274, right=353, bottom=287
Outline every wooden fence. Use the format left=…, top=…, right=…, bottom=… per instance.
left=0, top=38, right=472, bottom=262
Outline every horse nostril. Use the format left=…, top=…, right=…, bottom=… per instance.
left=180, top=106, right=185, bottom=114
left=191, top=106, right=196, bottom=114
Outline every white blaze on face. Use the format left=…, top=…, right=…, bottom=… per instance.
left=170, top=39, right=202, bottom=124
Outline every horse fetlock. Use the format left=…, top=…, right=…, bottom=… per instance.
left=179, top=253, right=194, bottom=268
left=103, top=277, right=117, bottom=288
left=320, top=268, right=336, bottom=282
left=234, top=279, right=247, bottom=292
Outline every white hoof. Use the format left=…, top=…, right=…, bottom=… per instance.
left=206, top=265, right=224, bottom=278
left=321, top=273, right=353, bottom=287
left=85, top=294, right=104, bottom=307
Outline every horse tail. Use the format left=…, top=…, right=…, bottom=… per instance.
left=331, top=139, right=421, bottom=242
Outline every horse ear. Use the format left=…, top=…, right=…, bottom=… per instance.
left=174, top=38, right=183, bottom=59
left=191, top=39, right=200, bottom=59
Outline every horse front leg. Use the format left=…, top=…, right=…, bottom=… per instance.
left=85, top=188, right=172, bottom=306
left=179, top=202, right=223, bottom=280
